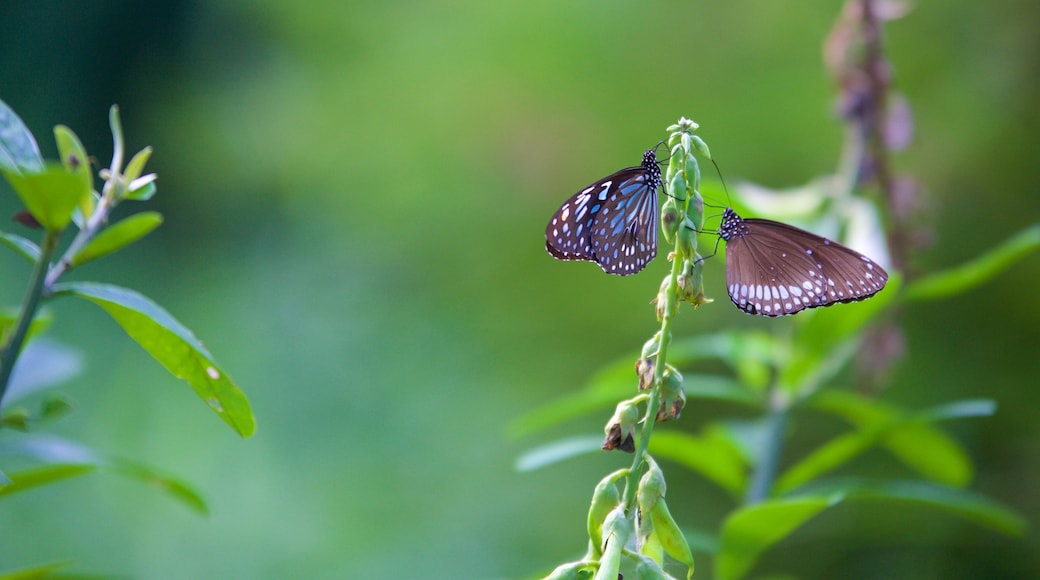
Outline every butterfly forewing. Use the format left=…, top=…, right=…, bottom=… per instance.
left=720, top=208, right=888, bottom=316
left=545, top=149, right=662, bottom=276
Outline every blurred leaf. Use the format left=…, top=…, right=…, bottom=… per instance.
left=781, top=274, right=901, bottom=394
left=774, top=423, right=888, bottom=495
left=53, top=282, right=256, bottom=438
left=670, top=331, right=779, bottom=391
left=683, top=527, right=720, bottom=555
left=108, top=457, right=208, bottom=515
left=0, top=464, right=96, bottom=497
left=3, top=338, right=83, bottom=406
left=0, top=433, right=207, bottom=514
left=904, top=224, right=1040, bottom=301
left=70, top=211, right=163, bottom=267
left=0, top=97, right=43, bottom=174
left=0, top=433, right=101, bottom=464
left=124, top=146, right=153, bottom=183
left=54, top=125, right=94, bottom=219
left=789, top=478, right=1027, bottom=537
left=649, top=430, right=747, bottom=498
left=0, top=231, right=41, bottom=263
left=716, top=494, right=842, bottom=580
left=2, top=164, right=89, bottom=232
left=515, top=435, right=602, bottom=472
left=0, top=561, right=72, bottom=579
left=809, top=391, right=984, bottom=486
left=126, top=180, right=157, bottom=201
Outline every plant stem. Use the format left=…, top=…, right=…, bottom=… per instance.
left=44, top=193, right=115, bottom=289
left=621, top=252, right=684, bottom=512
left=0, top=231, right=61, bottom=408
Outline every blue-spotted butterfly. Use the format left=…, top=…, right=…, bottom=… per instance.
left=719, top=208, right=888, bottom=316
left=545, top=149, right=662, bottom=276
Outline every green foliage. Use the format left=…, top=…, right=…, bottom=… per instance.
left=0, top=98, right=252, bottom=571
left=69, top=211, right=163, bottom=267
left=52, top=282, right=254, bottom=437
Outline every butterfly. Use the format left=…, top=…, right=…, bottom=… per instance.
left=719, top=208, right=889, bottom=316
left=545, top=149, right=662, bottom=276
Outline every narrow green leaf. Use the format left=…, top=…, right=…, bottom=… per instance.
left=774, top=426, right=886, bottom=495
left=124, top=146, right=153, bottom=183
left=2, top=164, right=89, bottom=232
left=515, top=435, right=602, bottom=472
left=0, top=97, right=43, bottom=174
left=71, top=211, right=163, bottom=267
left=1, top=433, right=208, bottom=514
left=649, top=430, right=747, bottom=498
left=716, top=495, right=841, bottom=580
left=0, top=231, right=41, bottom=263
left=108, top=457, right=208, bottom=515
left=789, top=478, right=1027, bottom=537
left=0, top=561, right=73, bottom=579
left=53, top=281, right=256, bottom=437
left=904, top=224, right=1040, bottom=301
left=809, top=391, right=978, bottom=486
left=0, top=464, right=96, bottom=496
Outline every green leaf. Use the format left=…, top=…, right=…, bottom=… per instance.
left=514, top=435, right=603, bottom=472
left=809, top=391, right=982, bottom=487
left=54, top=125, right=94, bottom=219
left=108, top=457, right=208, bottom=515
left=0, top=97, right=43, bottom=174
left=716, top=495, right=842, bottom=580
left=71, top=211, right=163, bottom=267
left=2, top=433, right=208, bottom=514
left=773, top=425, right=888, bottom=495
left=904, top=224, right=1040, bottom=301
left=126, top=180, right=157, bottom=201
left=0, top=230, right=41, bottom=263
left=649, top=430, right=747, bottom=498
left=0, top=561, right=73, bottom=579
left=53, top=281, right=256, bottom=437
left=2, top=164, right=89, bottom=232
left=0, top=464, right=97, bottom=496
left=124, top=146, right=153, bottom=183
left=788, top=478, right=1027, bottom=537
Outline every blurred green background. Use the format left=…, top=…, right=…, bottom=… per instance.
left=1, top=1, right=1038, bottom=578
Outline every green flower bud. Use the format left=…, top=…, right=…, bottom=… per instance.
left=669, top=172, right=687, bottom=203
left=691, top=134, right=712, bottom=160
left=660, top=199, right=680, bottom=244
left=587, top=471, right=624, bottom=556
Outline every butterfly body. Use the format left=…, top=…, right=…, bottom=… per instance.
left=545, top=149, right=662, bottom=276
left=720, top=208, right=888, bottom=316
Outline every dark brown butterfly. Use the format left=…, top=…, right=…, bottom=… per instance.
left=719, top=208, right=888, bottom=316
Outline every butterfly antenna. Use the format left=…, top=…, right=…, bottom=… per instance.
left=705, top=158, right=732, bottom=210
